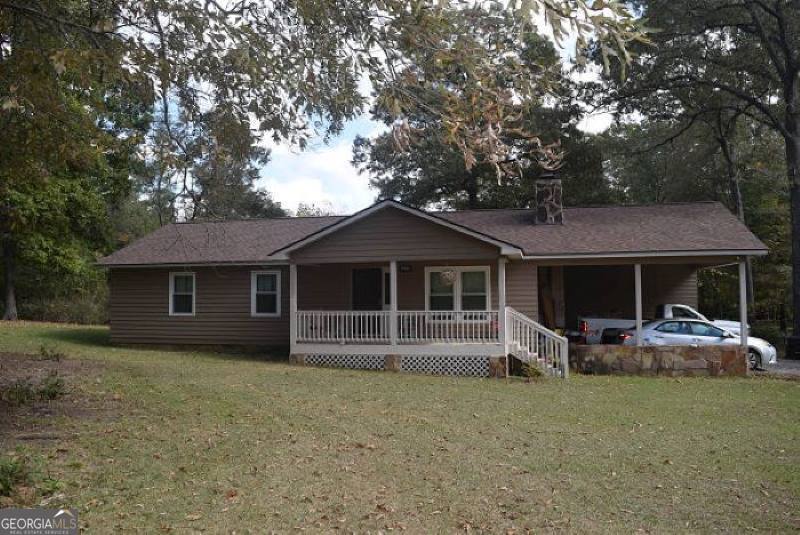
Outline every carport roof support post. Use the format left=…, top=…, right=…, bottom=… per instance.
left=635, top=263, right=643, bottom=347
left=739, top=260, right=748, bottom=348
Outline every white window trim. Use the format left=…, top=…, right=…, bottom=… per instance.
left=424, top=266, right=492, bottom=313
left=251, top=270, right=282, bottom=318
left=169, top=272, right=196, bottom=317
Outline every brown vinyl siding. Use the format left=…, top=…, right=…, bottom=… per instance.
left=296, top=260, right=501, bottom=311
left=506, top=261, right=538, bottom=320
left=297, top=264, right=352, bottom=310
left=109, top=266, right=289, bottom=346
left=563, top=264, right=699, bottom=329
left=290, top=206, right=500, bottom=264
left=643, top=265, right=698, bottom=311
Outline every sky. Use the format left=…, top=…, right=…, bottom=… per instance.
left=258, top=117, right=387, bottom=215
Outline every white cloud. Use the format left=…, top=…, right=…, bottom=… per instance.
left=258, top=117, right=388, bottom=215
left=260, top=138, right=376, bottom=215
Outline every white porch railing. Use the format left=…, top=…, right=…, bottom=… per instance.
left=397, top=311, right=499, bottom=344
left=295, top=310, right=500, bottom=345
left=296, top=311, right=390, bottom=343
left=505, top=307, right=569, bottom=378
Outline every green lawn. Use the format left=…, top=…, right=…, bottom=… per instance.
left=1, top=322, right=799, bottom=532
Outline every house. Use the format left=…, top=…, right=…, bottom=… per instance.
left=98, top=178, right=767, bottom=378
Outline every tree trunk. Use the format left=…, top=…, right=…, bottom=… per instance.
left=719, top=131, right=755, bottom=305
left=788, top=131, right=800, bottom=336
left=1, top=237, right=18, bottom=321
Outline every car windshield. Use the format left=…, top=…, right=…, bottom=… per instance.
left=690, top=322, right=725, bottom=337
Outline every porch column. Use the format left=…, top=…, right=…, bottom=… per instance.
left=739, top=259, right=748, bottom=348
left=389, top=260, right=398, bottom=345
left=289, top=263, right=297, bottom=352
left=498, top=258, right=507, bottom=344
left=634, top=263, right=643, bottom=346
left=498, top=258, right=508, bottom=377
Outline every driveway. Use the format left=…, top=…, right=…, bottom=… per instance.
left=758, top=359, right=800, bottom=378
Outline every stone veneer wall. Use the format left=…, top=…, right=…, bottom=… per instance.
left=571, top=345, right=748, bottom=377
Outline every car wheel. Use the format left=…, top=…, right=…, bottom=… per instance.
left=748, top=348, right=762, bottom=370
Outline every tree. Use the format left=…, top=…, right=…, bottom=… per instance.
left=295, top=202, right=337, bottom=217
left=354, top=109, right=612, bottom=209
left=353, top=25, right=614, bottom=209
left=597, top=0, right=800, bottom=337
left=601, top=119, right=790, bottom=336
left=0, top=2, right=145, bottom=320
left=140, top=105, right=286, bottom=222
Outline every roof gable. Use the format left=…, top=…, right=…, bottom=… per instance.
left=272, top=200, right=524, bottom=258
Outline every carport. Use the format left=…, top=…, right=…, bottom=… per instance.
left=536, top=255, right=752, bottom=348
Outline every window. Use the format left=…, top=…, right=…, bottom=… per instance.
left=429, top=271, right=456, bottom=310
left=170, top=273, right=195, bottom=316
left=426, top=267, right=490, bottom=311
left=655, top=321, right=691, bottom=334
left=689, top=322, right=725, bottom=338
left=251, top=271, right=281, bottom=317
left=461, top=271, right=488, bottom=310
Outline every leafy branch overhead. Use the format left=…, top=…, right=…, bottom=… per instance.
left=1, top=0, right=644, bottom=177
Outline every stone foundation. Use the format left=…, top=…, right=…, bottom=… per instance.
left=488, top=356, right=507, bottom=378
left=571, top=345, right=748, bottom=377
left=384, top=354, right=401, bottom=372
left=289, top=353, right=306, bottom=365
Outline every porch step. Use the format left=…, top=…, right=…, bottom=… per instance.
left=510, top=349, right=561, bottom=377
left=505, top=307, right=568, bottom=379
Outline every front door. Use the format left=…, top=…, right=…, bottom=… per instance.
left=352, top=268, right=384, bottom=311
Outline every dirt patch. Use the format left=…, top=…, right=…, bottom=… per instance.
left=0, top=352, right=114, bottom=448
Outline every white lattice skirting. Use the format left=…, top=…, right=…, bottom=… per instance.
left=401, top=355, right=489, bottom=377
left=305, top=354, right=385, bottom=370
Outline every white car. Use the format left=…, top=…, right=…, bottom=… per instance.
left=620, top=319, right=777, bottom=370
left=577, top=303, right=746, bottom=345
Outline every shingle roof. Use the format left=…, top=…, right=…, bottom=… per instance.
left=437, top=202, right=767, bottom=256
left=99, top=216, right=344, bottom=266
left=98, top=201, right=766, bottom=266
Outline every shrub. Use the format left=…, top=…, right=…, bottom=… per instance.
left=0, top=457, right=30, bottom=497
left=521, top=361, right=544, bottom=381
left=37, top=372, right=65, bottom=401
left=751, top=322, right=785, bottom=350
left=1, top=380, right=36, bottom=406
left=39, top=345, right=66, bottom=362
left=1, top=373, right=65, bottom=405
left=20, top=292, right=108, bottom=325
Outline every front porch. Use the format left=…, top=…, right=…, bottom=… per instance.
left=287, top=260, right=568, bottom=378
